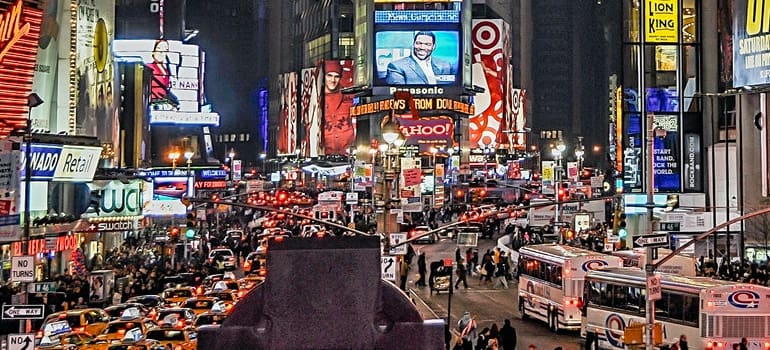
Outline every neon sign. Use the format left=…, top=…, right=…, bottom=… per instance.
left=0, top=0, right=30, bottom=64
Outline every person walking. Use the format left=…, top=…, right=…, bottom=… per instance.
left=457, top=311, right=477, bottom=350
left=455, top=258, right=469, bottom=289
left=416, top=252, right=427, bottom=287
left=739, top=337, right=749, bottom=350
left=399, top=259, right=410, bottom=291
left=493, top=255, right=510, bottom=289
left=498, top=319, right=516, bottom=350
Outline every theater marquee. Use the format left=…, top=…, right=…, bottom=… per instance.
left=350, top=97, right=473, bottom=117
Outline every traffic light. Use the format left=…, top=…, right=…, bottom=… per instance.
left=169, top=227, right=180, bottom=241
left=185, top=212, right=196, bottom=239
left=616, top=213, right=628, bottom=239
left=557, top=183, right=569, bottom=202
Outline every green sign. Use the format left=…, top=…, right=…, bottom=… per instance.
left=29, top=282, right=57, bottom=293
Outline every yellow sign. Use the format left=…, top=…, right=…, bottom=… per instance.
left=542, top=165, right=554, bottom=183
left=645, top=0, right=678, bottom=43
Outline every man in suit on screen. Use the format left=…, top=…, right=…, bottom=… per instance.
left=386, top=31, right=455, bottom=85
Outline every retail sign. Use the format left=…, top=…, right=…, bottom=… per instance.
left=199, top=169, right=227, bottom=180
left=84, top=220, right=136, bottom=233
left=10, top=256, right=33, bottom=282
left=21, top=144, right=101, bottom=182
left=87, top=180, right=142, bottom=218
left=350, top=97, right=473, bottom=117
left=644, top=0, right=678, bottom=43
left=194, top=180, right=227, bottom=189
left=13, top=235, right=80, bottom=256
left=149, top=111, right=220, bottom=126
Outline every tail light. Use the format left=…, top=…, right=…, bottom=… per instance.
left=175, top=345, right=183, bottom=350
left=196, top=286, right=203, bottom=295
left=225, top=304, right=233, bottom=312
left=764, top=342, right=770, bottom=349
left=36, top=330, right=42, bottom=337
left=74, top=327, right=85, bottom=333
left=238, top=291, right=245, bottom=298
left=149, top=310, right=157, bottom=319
left=176, top=320, right=184, bottom=328
left=244, top=261, right=251, bottom=270
left=118, top=329, right=126, bottom=336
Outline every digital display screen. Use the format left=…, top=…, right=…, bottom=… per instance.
left=374, top=30, right=460, bottom=86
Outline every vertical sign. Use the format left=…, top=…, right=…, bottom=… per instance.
left=541, top=161, right=555, bottom=195
left=232, top=160, right=242, bottom=181
left=647, top=274, right=662, bottom=301
left=683, top=133, right=701, bottom=192
left=10, top=256, right=33, bottom=282
left=645, top=0, right=678, bottom=43
left=0, top=141, right=20, bottom=242
left=434, top=164, right=445, bottom=208
left=381, top=256, right=396, bottom=281
left=652, top=115, right=681, bottom=192
left=733, top=0, right=770, bottom=87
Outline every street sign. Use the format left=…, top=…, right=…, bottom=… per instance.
left=647, top=274, right=662, bottom=301
left=389, top=233, right=407, bottom=256
left=633, top=233, right=670, bottom=248
left=606, top=235, right=620, bottom=243
left=345, top=192, right=358, bottom=205
left=656, top=221, right=681, bottom=232
left=27, top=282, right=57, bottom=293
left=590, top=176, right=603, bottom=188
left=381, top=256, right=396, bottom=281
left=7, top=333, right=34, bottom=350
left=2, top=305, right=44, bottom=320
left=10, top=256, right=34, bottom=282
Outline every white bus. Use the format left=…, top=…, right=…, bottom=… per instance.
left=611, top=248, right=697, bottom=277
left=517, top=244, right=623, bottom=332
left=583, top=267, right=770, bottom=349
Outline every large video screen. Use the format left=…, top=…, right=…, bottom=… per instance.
left=374, top=30, right=460, bottom=86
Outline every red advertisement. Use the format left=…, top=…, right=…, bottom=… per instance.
left=277, top=72, right=297, bottom=155
left=301, top=67, right=322, bottom=157
left=0, top=0, right=42, bottom=137
left=470, top=19, right=507, bottom=148
left=402, top=168, right=422, bottom=187
left=322, top=60, right=355, bottom=155
left=396, top=115, right=454, bottom=153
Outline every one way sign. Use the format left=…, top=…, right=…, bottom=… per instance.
left=7, top=333, right=34, bottom=350
left=633, top=233, right=670, bottom=248
left=2, top=305, right=44, bottom=320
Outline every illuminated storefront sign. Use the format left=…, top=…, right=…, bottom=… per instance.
left=645, top=0, right=678, bottom=43
left=397, top=116, right=454, bottom=152
left=84, top=221, right=136, bottom=233
left=0, top=0, right=42, bottom=137
left=149, top=110, right=220, bottom=126
left=194, top=180, right=227, bottom=189
left=86, top=180, right=142, bottom=218
left=13, top=234, right=80, bottom=256
left=350, top=97, right=473, bottom=117
left=21, top=144, right=102, bottom=182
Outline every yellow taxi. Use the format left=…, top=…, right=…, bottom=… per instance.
left=192, top=302, right=230, bottom=329
left=144, top=316, right=198, bottom=350
left=37, top=324, right=107, bottom=350
left=161, top=287, right=196, bottom=306
left=38, top=308, right=111, bottom=339
left=181, top=296, right=221, bottom=315
left=105, top=328, right=166, bottom=350
left=155, top=308, right=196, bottom=327
left=96, top=308, right=157, bottom=342
left=203, top=283, right=239, bottom=309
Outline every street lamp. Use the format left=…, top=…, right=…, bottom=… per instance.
left=574, top=136, right=585, bottom=171
left=168, top=151, right=180, bottom=170
left=551, top=141, right=564, bottom=243
left=259, top=153, right=267, bottom=177
left=430, top=147, right=438, bottom=209
left=23, top=93, right=43, bottom=258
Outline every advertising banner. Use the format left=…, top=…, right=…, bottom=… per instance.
left=372, top=3, right=463, bottom=96
left=30, top=0, right=62, bottom=132
left=388, top=115, right=454, bottom=153
left=301, top=66, right=322, bottom=158
left=86, top=179, right=142, bottom=218
left=470, top=19, right=507, bottom=148
left=683, top=133, right=702, bottom=192
left=278, top=72, right=298, bottom=155
left=0, top=1, right=42, bottom=138
left=232, top=160, right=242, bottom=181
left=20, top=144, right=101, bottom=182
left=323, top=60, right=356, bottom=155
left=733, top=0, right=770, bottom=87
left=0, top=141, right=20, bottom=242
left=434, top=164, right=445, bottom=208
left=624, top=113, right=644, bottom=191
left=541, top=160, right=555, bottom=195
left=399, top=157, right=421, bottom=201
left=645, top=0, right=678, bottom=43
left=76, top=0, right=117, bottom=143
left=652, top=115, right=681, bottom=192
left=509, top=89, right=527, bottom=150
left=141, top=175, right=193, bottom=216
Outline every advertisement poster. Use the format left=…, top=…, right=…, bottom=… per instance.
left=30, top=0, right=62, bottom=132
left=142, top=175, right=193, bottom=216
left=399, top=157, right=421, bottom=208
left=322, top=60, right=356, bottom=155
left=301, top=66, right=322, bottom=158
left=683, top=133, right=702, bottom=192
left=0, top=141, right=20, bottom=242
left=509, top=89, right=527, bottom=150
left=470, top=19, right=508, bottom=148
left=76, top=0, right=117, bottom=143
left=624, top=113, right=643, bottom=191
left=541, top=160, right=555, bottom=195
left=733, top=0, right=770, bottom=87
left=645, top=0, right=678, bottom=43
left=387, top=115, right=454, bottom=153
left=277, top=72, right=297, bottom=155
left=86, top=179, right=142, bottom=218
left=374, top=30, right=460, bottom=86
left=0, top=1, right=42, bottom=138
left=434, top=164, right=445, bottom=208
left=653, top=115, right=681, bottom=192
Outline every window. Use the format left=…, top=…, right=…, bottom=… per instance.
left=668, top=293, right=684, bottom=320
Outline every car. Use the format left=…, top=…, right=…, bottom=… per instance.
left=193, top=302, right=230, bottom=329
left=182, top=297, right=221, bottom=316
left=144, top=325, right=198, bottom=350
left=408, top=226, right=437, bottom=244
left=224, top=229, right=245, bottom=247
left=125, top=295, right=166, bottom=310
left=38, top=308, right=111, bottom=339
left=203, top=289, right=238, bottom=310
left=106, top=338, right=167, bottom=350
left=38, top=330, right=98, bottom=349
left=97, top=308, right=157, bottom=342
left=155, top=308, right=196, bottom=327
left=161, top=287, right=196, bottom=306
left=243, top=251, right=265, bottom=274
left=105, top=303, right=151, bottom=321
left=207, top=248, right=237, bottom=271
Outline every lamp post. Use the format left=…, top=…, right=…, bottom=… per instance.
left=574, top=136, right=585, bottom=171
left=169, top=151, right=180, bottom=171
left=551, top=140, right=565, bottom=242
left=183, top=151, right=193, bottom=261
left=259, top=153, right=267, bottom=177
left=23, top=93, right=43, bottom=276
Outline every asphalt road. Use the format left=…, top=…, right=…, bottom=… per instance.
left=406, top=235, right=585, bottom=350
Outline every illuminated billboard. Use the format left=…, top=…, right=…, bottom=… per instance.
left=114, top=39, right=219, bottom=126
left=322, top=60, right=356, bottom=155
left=733, top=0, right=770, bottom=87
left=141, top=173, right=194, bottom=216
left=277, top=72, right=297, bottom=155
left=0, top=1, right=42, bottom=137
left=470, top=19, right=508, bottom=148
left=372, top=4, right=463, bottom=95
left=301, top=66, right=322, bottom=158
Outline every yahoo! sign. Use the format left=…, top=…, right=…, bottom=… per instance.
left=396, top=116, right=454, bottom=153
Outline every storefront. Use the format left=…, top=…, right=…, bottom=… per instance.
left=2, top=232, right=86, bottom=281
left=80, top=179, right=144, bottom=261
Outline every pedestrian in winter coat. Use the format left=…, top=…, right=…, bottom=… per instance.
left=499, top=319, right=516, bottom=350
left=416, top=252, right=427, bottom=287
left=455, top=258, right=469, bottom=289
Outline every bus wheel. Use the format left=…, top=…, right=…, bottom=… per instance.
left=519, top=298, right=527, bottom=319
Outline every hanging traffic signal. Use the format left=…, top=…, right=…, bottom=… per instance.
left=617, top=213, right=628, bottom=239
left=169, top=227, right=180, bottom=240
left=185, top=213, right=196, bottom=239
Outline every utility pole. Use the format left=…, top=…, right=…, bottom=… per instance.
left=644, top=114, right=656, bottom=350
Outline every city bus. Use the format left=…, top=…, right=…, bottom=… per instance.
left=611, top=248, right=697, bottom=277
left=517, top=243, right=623, bottom=332
left=583, top=267, right=770, bottom=349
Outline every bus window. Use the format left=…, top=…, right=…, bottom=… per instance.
left=668, top=293, right=684, bottom=320
left=587, top=281, right=610, bottom=307
left=655, top=294, right=670, bottom=319
left=683, top=295, right=699, bottom=325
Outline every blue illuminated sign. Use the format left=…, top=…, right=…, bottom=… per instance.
left=199, top=169, right=227, bottom=180
left=21, top=144, right=63, bottom=181
left=374, top=10, right=460, bottom=24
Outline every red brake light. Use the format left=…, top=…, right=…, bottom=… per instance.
left=118, top=329, right=126, bottom=335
